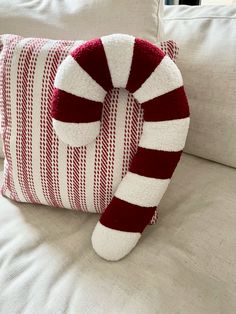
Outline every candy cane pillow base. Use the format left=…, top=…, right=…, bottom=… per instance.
left=52, top=34, right=190, bottom=261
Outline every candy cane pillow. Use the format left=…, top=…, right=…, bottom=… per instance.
left=52, top=34, right=190, bottom=260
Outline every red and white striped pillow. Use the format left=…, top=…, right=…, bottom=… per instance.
left=0, top=34, right=179, bottom=214
left=0, top=34, right=182, bottom=259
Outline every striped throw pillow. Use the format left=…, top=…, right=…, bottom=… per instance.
left=0, top=34, right=179, bottom=226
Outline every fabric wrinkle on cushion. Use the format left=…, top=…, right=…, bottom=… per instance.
left=0, top=34, right=179, bottom=225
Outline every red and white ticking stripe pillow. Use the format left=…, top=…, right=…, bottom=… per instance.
left=0, top=34, right=179, bottom=213
left=0, top=34, right=182, bottom=259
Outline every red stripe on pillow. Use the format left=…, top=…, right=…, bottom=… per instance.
left=100, top=197, right=156, bottom=233
left=142, top=86, right=190, bottom=121
left=51, top=88, right=103, bottom=123
left=126, top=38, right=165, bottom=93
left=71, top=38, right=113, bottom=92
left=129, top=147, right=182, bottom=179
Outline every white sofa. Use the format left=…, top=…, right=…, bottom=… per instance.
left=0, top=5, right=236, bottom=314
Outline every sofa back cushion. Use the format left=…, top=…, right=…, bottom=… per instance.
left=165, top=5, right=236, bottom=168
left=0, top=0, right=164, bottom=43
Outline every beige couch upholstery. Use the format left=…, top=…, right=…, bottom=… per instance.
left=0, top=4, right=236, bottom=314
left=1, top=154, right=236, bottom=313
left=165, top=5, right=236, bottom=168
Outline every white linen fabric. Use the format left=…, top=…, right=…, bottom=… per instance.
left=165, top=5, right=236, bottom=168
left=0, top=154, right=236, bottom=313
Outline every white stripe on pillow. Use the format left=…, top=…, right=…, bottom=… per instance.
left=134, top=56, right=183, bottom=103
left=54, top=55, right=106, bottom=102
left=115, top=172, right=170, bottom=207
left=52, top=119, right=101, bottom=147
left=101, top=34, right=135, bottom=88
left=139, top=117, right=190, bottom=151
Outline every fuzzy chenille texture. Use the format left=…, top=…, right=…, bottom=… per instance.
left=52, top=34, right=190, bottom=261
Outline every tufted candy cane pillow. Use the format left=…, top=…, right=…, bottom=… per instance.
left=0, top=34, right=188, bottom=260
left=51, top=34, right=190, bottom=260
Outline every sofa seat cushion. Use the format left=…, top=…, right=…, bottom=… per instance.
left=0, top=153, right=235, bottom=313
